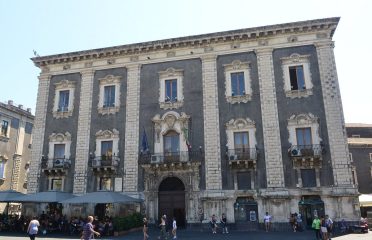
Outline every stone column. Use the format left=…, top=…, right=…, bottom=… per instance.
left=256, top=48, right=285, bottom=188
left=123, top=64, right=141, bottom=192
left=316, top=42, right=352, bottom=186
left=73, top=69, right=95, bottom=194
left=201, top=54, right=222, bottom=190
left=11, top=121, right=25, bottom=191
left=27, top=74, right=50, bottom=193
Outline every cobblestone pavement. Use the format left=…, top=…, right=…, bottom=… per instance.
left=0, top=229, right=370, bottom=240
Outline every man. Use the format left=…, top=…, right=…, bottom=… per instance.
left=81, top=216, right=100, bottom=240
left=27, top=216, right=40, bottom=240
left=325, top=215, right=333, bottom=240
left=263, top=212, right=272, bottom=232
left=312, top=215, right=321, bottom=240
left=172, top=217, right=177, bottom=239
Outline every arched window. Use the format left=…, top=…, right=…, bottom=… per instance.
left=163, top=130, right=179, bottom=153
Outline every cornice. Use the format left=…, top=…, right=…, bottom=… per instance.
left=31, top=17, right=340, bottom=68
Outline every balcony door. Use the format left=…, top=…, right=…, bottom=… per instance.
left=234, top=132, right=249, bottom=159
left=163, top=130, right=179, bottom=161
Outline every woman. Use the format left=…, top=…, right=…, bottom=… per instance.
left=320, top=216, right=328, bottom=240
left=221, top=213, right=228, bottom=234
left=172, top=217, right=177, bottom=239
left=210, top=214, right=217, bottom=234
left=159, top=215, right=166, bottom=240
left=143, top=217, right=149, bottom=240
left=27, top=216, right=40, bottom=240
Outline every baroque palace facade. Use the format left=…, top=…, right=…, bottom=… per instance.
left=29, top=17, right=359, bottom=227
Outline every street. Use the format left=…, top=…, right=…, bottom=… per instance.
left=0, top=229, right=370, bottom=240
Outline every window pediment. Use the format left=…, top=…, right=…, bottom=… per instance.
left=49, top=132, right=71, bottom=142
left=226, top=118, right=255, bottom=131
left=288, top=113, right=318, bottom=126
left=54, top=80, right=76, bottom=90
left=99, top=75, right=122, bottom=85
left=95, top=129, right=120, bottom=139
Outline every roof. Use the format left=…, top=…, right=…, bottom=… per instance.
left=346, top=123, right=372, bottom=128
left=31, top=17, right=340, bottom=67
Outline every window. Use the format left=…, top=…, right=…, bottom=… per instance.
left=165, top=79, right=177, bottom=102
left=296, top=128, right=312, bottom=146
left=237, top=172, right=251, bottom=190
left=48, top=133, right=72, bottom=168
left=104, top=85, right=115, bottom=107
left=231, top=72, right=245, bottom=96
left=370, top=153, right=372, bottom=162
left=54, top=144, right=65, bottom=159
left=0, top=161, right=5, bottom=179
left=99, top=177, right=111, bottom=191
left=226, top=118, right=257, bottom=161
left=224, top=60, right=252, bottom=104
left=349, top=153, right=353, bottom=163
left=58, top=90, right=70, bottom=112
left=101, top=141, right=113, bottom=160
left=289, top=66, right=305, bottom=90
left=281, top=53, right=313, bottom=98
left=351, top=170, right=356, bottom=185
left=53, top=80, right=75, bottom=118
left=98, top=75, right=121, bottom=115
left=301, top=169, right=316, bottom=187
left=163, top=131, right=179, bottom=153
left=1, top=120, right=9, bottom=137
left=95, top=129, right=119, bottom=162
left=50, top=178, right=63, bottom=191
left=158, top=68, right=184, bottom=109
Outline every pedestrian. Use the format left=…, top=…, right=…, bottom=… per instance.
left=221, top=213, right=228, bottom=234
left=296, top=213, right=303, bottom=232
left=159, top=215, right=166, bottom=240
left=210, top=214, right=217, bottom=234
left=263, top=212, right=272, bottom=232
left=325, top=215, right=333, bottom=240
left=143, top=217, right=149, bottom=240
left=289, top=213, right=297, bottom=232
left=172, top=217, right=177, bottom=239
left=81, top=216, right=100, bottom=240
left=312, top=215, right=321, bottom=240
left=27, top=216, right=40, bottom=240
left=320, top=216, right=328, bottom=240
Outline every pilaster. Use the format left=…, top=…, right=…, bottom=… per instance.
left=256, top=48, right=285, bottom=188
left=123, top=64, right=141, bottom=192
left=315, top=41, right=352, bottom=186
left=201, top=54, right=222, bottom=190
left=27, top=74, right=51, bottom=193
left=73, top=69, right=95, bottom=194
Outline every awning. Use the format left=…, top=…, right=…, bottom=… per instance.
left=359, top=194, right=372, bottom=207
left=59, top=191, right=143, bottom=204
left=0, top=190, right=25, bottom=202
left=13, top=191, right=75, bottom=203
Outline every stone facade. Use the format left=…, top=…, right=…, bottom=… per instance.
left=29, top=17, right=360, bottom=228
left=0, top=100, right=34, bottom=213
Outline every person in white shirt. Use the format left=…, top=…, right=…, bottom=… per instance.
left=172, top=217, right=177, bottom=239
left=263, top=212, right=272, bottom=232
left=27, top=216, right=40, bottom=240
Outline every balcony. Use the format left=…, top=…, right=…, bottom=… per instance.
left=139, top=150, right=203, bottom=170
left=41, top=157, right=71, bottom=175
left=226, top=148, right=257, bottom=169
left=90, top=155, right=120, bottom=173
left=288, top=144, right=324, bottom=168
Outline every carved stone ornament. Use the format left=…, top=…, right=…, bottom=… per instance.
left=287, top=36, right=298, bottom=43
left=152, top=111, right=190, bottom=140
left=231, top=41, right=240, bottom=49
left=158, top=68, right=183, bottom=78
left=49, top=132, right=72, bottom=142
left=130, top=56, right=139, bottom=62
left=288, top=113, right=318, bottom=126
left=159, top=101, right=184, bottom=110
left=54, top=80, right=76, bottom=90
left=226, top=118, right=255, bottom=131
left=204, top=46, right=214, bottom=52
left=107, top=58, right=115, bottom=64
left=167, top=51, right=176, bottom=57
left=63, top=64, right=71, bottom=70
left=95, top=129, right=120, bottom=139
left=165, top=115, right=176, bottom=129
left=285, top=89, right=313, bottom=99
left=281, top=53, right=310, bottom=64
left=99, top=75, right=121, bottom=85
left=84, top=61, right=93, bottom=68
left=258, top=39, right=268, bottom=46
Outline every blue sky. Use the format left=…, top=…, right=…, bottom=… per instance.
left=0, top=0, right=371, bottom=123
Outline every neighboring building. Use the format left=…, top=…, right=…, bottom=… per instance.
left=0, top=100, right=34, bottom=213
left=346, top=123, right=372, bottom=218
left=29, top=17, right=359, bottom=228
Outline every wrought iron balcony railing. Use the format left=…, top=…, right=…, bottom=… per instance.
left=139, top=150, right=204, bottom=164
left=41, top=157, right=71, bottom=169
left=90, top=156, right=120, bottom=168
left=288, top=144, right=323, bottom=158
left=226, top=148, right=257, bottom=161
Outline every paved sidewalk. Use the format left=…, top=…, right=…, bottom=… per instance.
left=0, top=229, right=370, bottom=240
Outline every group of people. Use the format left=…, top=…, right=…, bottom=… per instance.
left=312, top=215, right=333, bottom=240
left=143, top=214, right=177, bottom=240
left=210, top=213, right=229, bottom=234
left=289, top=212, right=303, bottom=232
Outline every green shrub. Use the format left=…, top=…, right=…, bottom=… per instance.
left=113, top=212, right=143, bottom=231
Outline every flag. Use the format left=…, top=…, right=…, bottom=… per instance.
left=182, top=127, right=192, bottom=152
left=141, top=127, right=149, bottom=154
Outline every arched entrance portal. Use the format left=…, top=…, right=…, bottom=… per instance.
left=299, top=195, right=325, bottom=228
left=158, top=177, right=186, bottom=227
